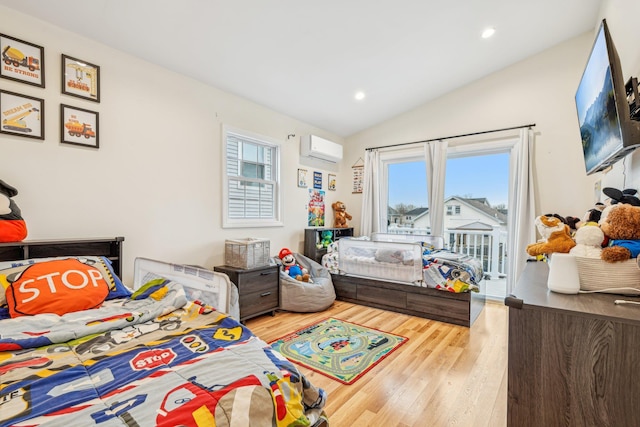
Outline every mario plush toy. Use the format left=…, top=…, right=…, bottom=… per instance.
left=278, top=248, right=310, bottom=282
left=0, top=179, right=27, bottom=243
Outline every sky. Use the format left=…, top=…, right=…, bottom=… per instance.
left=388, top=153, right=510, bottom=208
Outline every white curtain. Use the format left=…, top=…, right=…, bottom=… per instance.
left=506, top=128, right=536, bottom=294
left=423, top=140, right=448, bottom=238
left=360, top=149, right=382, bottom=236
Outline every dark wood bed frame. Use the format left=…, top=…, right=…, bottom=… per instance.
left=331, top=272, right=485, bottom=327
left=0, top=237, right=124, bottom=278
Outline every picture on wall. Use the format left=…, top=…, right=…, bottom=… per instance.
left=61, top=54, right=100, bottom=102
left=328, top=174, right=336, bottom=191
left=60, top=104, right=99, bottom=148
left=0, top=34, right=45, bottom=87
left=298, top=168, right=308, bottom=188
left=0, top=89, right=44, bottom=140
left=313, top=171, right=322, bottom=189
left=308, top=189, right=325, bottom=227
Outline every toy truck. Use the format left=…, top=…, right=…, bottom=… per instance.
left=2, top=46, right=40, bottom=72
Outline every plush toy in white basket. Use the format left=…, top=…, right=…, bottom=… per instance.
left=569, top=224, right=604, bottom=258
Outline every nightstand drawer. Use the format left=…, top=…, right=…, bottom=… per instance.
left=239, top=268, right=279, bottom=294
left=240, top=287, right=279, bottom=318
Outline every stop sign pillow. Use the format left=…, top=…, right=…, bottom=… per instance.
left=5, top=258, right=110, bottom=317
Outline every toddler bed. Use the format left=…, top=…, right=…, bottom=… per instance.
left=0, top=237, right=328, bottom=427
left=325, top=234, right=486, bottom=326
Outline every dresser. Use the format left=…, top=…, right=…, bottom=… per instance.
left=505, top=261, right=640, bottom=426
left=213, top=264, right=279, bottom=322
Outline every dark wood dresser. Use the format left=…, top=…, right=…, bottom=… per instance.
left=505, top=261, right=640, bottom=426
left=214, top=264, right=279, bottom=322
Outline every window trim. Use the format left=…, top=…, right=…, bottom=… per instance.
left=222, top=124, right=283, bottom=228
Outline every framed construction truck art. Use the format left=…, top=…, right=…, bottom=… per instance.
left=0, top=90, right=44, bottom=140
left=60, top=104, right=99, bottom=149
left=0, top=34, right=45, bottom=87
left=61, top=54, right=100, bottom=102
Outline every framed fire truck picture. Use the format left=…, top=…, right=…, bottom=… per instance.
left=60, top=104, right=99, bottom=149
left=61, top=54, right=100, bottom=102
left=0, top=90, right=44, bottom=140
left=0, top=34, right=45, bottom=87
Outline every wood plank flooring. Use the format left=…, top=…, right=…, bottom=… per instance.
left=245, top=299, right=508, bottom=427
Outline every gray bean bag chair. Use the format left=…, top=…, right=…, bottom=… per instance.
left=274, top=253, right=336, bottom=312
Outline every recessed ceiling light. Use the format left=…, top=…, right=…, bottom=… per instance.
left=482, top=27, right=496, bottom=39
left=354, top=91, right=366, bottom=101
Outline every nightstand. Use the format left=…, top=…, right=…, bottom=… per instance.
left=213, top=264, right=280, bottom=322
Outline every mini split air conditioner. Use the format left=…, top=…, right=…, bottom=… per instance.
left=300, top=135, right=343, bottom=163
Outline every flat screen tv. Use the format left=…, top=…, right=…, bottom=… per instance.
left=575, top=19, right=640, bottom=175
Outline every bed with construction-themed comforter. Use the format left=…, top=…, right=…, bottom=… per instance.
left=0, top=241, right=327, bottom=427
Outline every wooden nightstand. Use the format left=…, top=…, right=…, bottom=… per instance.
left=213, top=264, right=280, bottom=322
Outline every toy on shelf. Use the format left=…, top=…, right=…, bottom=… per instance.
left=332, top=201, right=352, bottom=228
left=321, top=230, right=333, bottom=248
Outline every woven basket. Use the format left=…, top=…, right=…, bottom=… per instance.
left=574, top=255, right=640, bottom=295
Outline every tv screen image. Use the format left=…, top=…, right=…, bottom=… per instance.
left=575, top=25, right=623, bottom=174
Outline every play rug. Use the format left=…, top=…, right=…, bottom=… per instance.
left=270, top=317, right=408, bottom=385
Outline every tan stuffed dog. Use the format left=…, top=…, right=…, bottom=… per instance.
left=526, top=215, right=576, bottom=256
left=600, top=204, right=640, bottom=262
left=332, top=201, right=352, bottom=228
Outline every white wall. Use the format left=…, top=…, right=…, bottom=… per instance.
left=0, top=6, right=345, bottom=284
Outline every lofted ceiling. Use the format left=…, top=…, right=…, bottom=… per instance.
left=0, top=0, right=603, bottom=137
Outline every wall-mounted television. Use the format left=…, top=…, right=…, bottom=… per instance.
left=575, top=19, right=640, bottom=175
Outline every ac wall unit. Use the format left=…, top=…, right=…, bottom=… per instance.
left=300, top=135, right=343, bottom=163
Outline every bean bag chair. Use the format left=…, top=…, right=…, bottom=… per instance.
left=274, top=253, right=335, bottom=312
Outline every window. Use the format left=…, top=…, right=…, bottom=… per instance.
left=222, top=126, right=282, bottom=228
left=446, top=205, right=461, bottom=215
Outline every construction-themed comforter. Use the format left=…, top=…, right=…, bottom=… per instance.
left=0, top=282, right=327, bottom=427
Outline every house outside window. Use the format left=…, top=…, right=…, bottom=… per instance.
left=222, top=126, right=282, bottom=228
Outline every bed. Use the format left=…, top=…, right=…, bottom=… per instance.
left=0, top=237, right=328, bottom=427
left=325, top=233, right=486, bottom=327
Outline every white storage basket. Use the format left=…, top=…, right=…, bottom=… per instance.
left=574, top=255, right=640, bottom=295
left=224, top=238, right=270, bottom=269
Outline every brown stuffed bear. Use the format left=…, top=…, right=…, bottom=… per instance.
left=526, top=215, right=576, bottom=256
left=332, top=201, right=352, bottom=228
left=600, top=204, right=640, bottom=262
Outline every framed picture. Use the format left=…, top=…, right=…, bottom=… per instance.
left=0, top=34, right=45, bottom=87
left=61, top=54, right=100, bottom=102
left=313, top=171, right=322, bottom=189
left=0, top=90, right=44, bottom=140
left=297, top=168, right=308, bottom=188
left=328, top=174, right=336, bottom=191
left=60, top=104, right=99, bottom=149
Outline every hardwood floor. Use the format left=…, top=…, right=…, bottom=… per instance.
left=245, top=299, right=508, bottom=427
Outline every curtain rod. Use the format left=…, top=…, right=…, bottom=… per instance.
left=365, top=123, right=536, bottom=151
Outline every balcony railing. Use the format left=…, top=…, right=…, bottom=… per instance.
left=385, top=225, right=508, bottom=280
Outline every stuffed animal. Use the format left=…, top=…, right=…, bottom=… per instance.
left=332, top=201, right=352, bottom=228
left=0, top=179, right=27, bottom=243
left=600, top=204, right=640, bottom=262
left=321, top=230, right=333, bottom=248
left=569, top=224, right=604, bottom=258
left=526, top=215, right=576, bottom=257
left=278, top=248, right=310, bottom=282
left=603, top=187, right=640, bottom=206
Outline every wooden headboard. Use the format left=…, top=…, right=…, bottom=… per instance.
left=0, top=237, right=125, bottom=278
